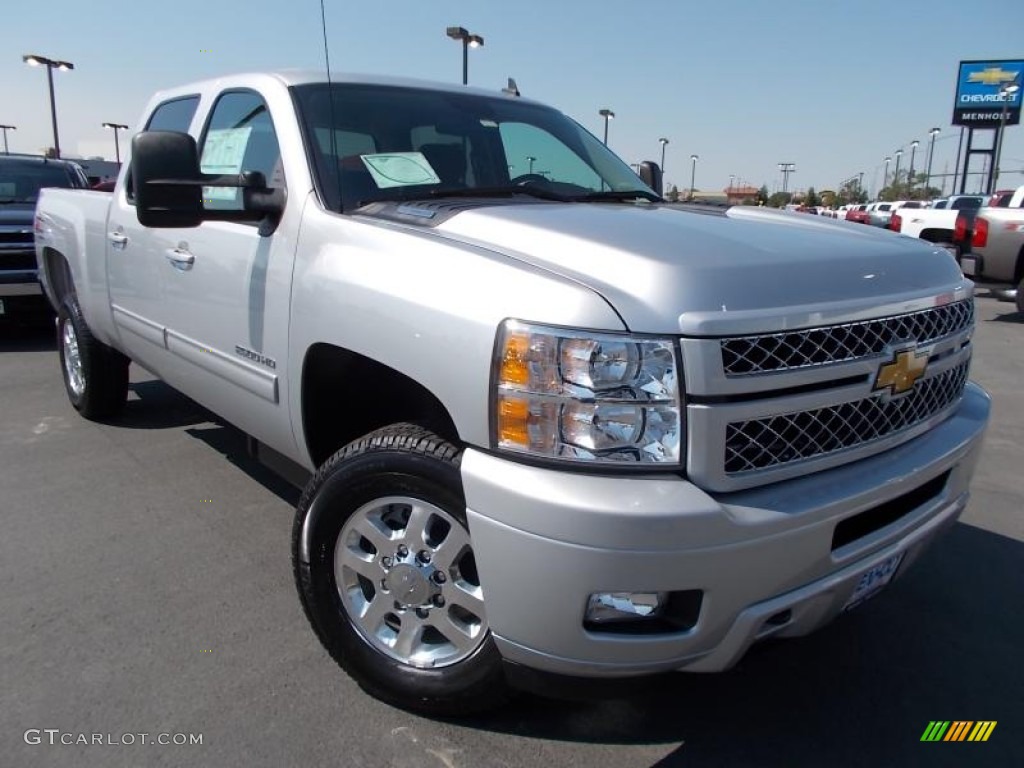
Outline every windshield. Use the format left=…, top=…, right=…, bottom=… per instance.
left=0, top=162, right=75, bottom=203
left=291, top=83, right=657, bottom=212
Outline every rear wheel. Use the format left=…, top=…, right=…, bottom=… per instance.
left=57, top=294, right=129, bottom=419
left=292, top=423, right=509, bottom=715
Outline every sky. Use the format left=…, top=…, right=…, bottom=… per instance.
left=3, top=0, right=1022, bottom=197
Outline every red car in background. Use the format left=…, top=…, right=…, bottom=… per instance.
left=845, top=204, right=870, bottom=224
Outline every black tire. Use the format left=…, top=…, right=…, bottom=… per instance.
left=1016, top=276, right=1024, bottom=315
left=57, top=294, right=130, bottom=420
left=292, top=423, right=510, bottom=715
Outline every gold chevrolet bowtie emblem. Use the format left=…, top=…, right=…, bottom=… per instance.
left=967, top=67, right=1019, bottom=86
left=874, top=349, right=929, bottom=396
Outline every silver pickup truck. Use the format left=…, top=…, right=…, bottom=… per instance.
left=35, top=71, right=989, bottom=715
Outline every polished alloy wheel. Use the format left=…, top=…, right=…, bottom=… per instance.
left=334, top=496, right=486, bottom=668
left=62, top=319, right=85, bottom=397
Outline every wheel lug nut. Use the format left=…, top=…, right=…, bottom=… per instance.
left=381, top=556, right=392, bottom=569
left=418, top=550, right=431, bottom=564
left=432, top=571, right=447, bottom=584
left=415, top=607, right=429, bottom=619
left=397, top=545, right=409, bottom=558
left=432, top=595, right=445, bottom=608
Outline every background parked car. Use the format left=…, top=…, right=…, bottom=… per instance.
left=1, top=154, right=89, bottom=320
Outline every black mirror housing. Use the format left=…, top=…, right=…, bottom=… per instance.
left=638, top=161, right=664, bottom=197
left=132, top=132, right=204, bottom=228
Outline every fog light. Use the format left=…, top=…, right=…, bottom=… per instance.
left=586, top=592, right=665, bottom=622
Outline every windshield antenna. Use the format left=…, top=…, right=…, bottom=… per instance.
left=319, top=0, right=341, bottom=209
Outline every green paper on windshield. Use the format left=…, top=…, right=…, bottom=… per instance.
left=361, top=153, right=440, bottom=188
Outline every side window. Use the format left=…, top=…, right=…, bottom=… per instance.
left=199, top=90, right=284, bottom=215
left=498, top=122, right=601, bottom=190
left=145, top=96, right=201, bottom=132
left=127, top=95, right=200, bottom=202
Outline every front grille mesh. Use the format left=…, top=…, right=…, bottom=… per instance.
left=721, top=300, right=974, bottom=376
left=724, top=359, right=970, bottom=474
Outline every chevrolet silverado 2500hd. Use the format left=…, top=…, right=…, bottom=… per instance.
left=35, top=72, right=990, bottom=715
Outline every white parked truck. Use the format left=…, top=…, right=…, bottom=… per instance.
left=35, top=71, right=989, bottom=714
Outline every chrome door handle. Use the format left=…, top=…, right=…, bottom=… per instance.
left=165, top=247, right=195, bottom=270
left=108, top=231, right=128, bottom=248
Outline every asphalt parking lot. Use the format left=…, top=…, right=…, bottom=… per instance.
left=1, top=292, right=1021, bottom=768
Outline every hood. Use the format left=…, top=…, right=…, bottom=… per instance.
left=0, top=204, right=35, bottom=227
left=432, top=203, right=967, bottom=334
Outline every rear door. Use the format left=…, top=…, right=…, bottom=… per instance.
left=107, top=95, right=201, bottom=371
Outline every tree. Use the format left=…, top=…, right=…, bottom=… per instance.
left=804, top=187, right=820, bottom=207
left=757, top=185, right=769, bottom=205
left=767, top=191, right=792, bottom=208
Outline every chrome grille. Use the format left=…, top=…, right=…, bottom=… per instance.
left=724, top=359, right=970, bottom=474
left=721, top=300, right=974, bottom=376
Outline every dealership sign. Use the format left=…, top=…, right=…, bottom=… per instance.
left=952, top=60, right=1022, bottom=127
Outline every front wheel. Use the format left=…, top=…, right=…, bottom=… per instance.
left=292, top=424, right=509, bottom=715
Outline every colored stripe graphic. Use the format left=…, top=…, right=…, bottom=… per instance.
left=945, top=721, right=972, bottom=741
left=921, top=721, right=997, bottom=742
left=968, top=722, right=997, bottom=742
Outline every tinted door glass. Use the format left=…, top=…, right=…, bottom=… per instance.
left=199, top=91, right=285, bottom=214
left=145, top=97, right=200, bottom=132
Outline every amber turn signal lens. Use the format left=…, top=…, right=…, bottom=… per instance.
left=499, top=333, right=530, bottom=387
left=497, top=396, right=529, bottom=446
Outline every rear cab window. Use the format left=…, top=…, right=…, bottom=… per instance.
left=125, top=95, right=201, bottom=202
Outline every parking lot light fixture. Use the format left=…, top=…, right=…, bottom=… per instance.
left=994, top=79, right=1021, bottom=192
left=446, top=26, right=484, bottom=85
left=893, top=149, right=903, bottom=189
left=101, top=122, right=129, bottom=165
left=599, top=109, right=615, bottom=145
left=883, top=156, right=892, bottom=191
left=22, top=54, right=74, bottom=159
left=689, top=154, right=698, bottom=200
left=925, top=128, right=940, bottom=194
left=0, top=124, right=14, bottom=154
left=658, top=138, right=669, bottom=173
left=908, top=140, right=920, bottom=194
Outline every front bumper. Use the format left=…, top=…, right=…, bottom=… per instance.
left=462, top=382, right=989, bottom=678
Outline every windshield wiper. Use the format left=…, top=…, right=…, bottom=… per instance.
left=425, top=185, right=571, bottom=202
left=572, top=190, right=662, bottom=203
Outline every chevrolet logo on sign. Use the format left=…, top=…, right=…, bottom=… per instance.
left=874, top=348, right=929, bottom=396
left=967, top=67, right=1019, bottom=86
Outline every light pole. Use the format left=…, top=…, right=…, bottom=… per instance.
left=525, top=155, right=536, bottom=174
left=22, top=54, right=74, bottom=159
left=599, top=109, right=614, bottom=145
left=689, top=154, right=698, bottom=200
left=658, top=137, right=669, bottom=173
left=893, top=149, right=903, bottom=190
left=0, top=124, right=14, bottom=154
left=924, top=127, right=940, bottom=195
left=907, top=140, right=919, bottom=195
left=883, top=156, right=891, bottom=192
left=993, top=78, right=1021, bottom=193
left=445, top=26, right=484, bottom=86
left=101, top=122, right=129, bottom=165
left=778, top=162, right=796, bottom=194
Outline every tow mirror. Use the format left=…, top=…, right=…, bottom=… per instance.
left=638, top=161, right=663, bottom=197
left=131, top=131, right=284, bottom=232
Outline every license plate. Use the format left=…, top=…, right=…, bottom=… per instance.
left=960, top=256, right=977, bottom=276
left=843, top=552, right=904, bottom=612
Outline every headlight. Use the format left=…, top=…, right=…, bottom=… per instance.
left=492, top=320, right=682, bottom=465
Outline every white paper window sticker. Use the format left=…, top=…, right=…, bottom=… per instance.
left=361, top=152, right=440, bottom=189
left=201, top=127, right=252, bottom=201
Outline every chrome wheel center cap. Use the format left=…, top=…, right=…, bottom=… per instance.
left=385, top=564, right=432, bottom=607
